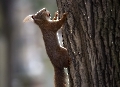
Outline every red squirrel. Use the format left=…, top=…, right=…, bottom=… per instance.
left=23, top=8, right=70, bottom=87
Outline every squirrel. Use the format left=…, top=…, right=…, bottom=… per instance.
left=23, top=8, right=70, bottom=87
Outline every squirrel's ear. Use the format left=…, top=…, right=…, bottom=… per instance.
left=23, top=15, right=34, bottom=23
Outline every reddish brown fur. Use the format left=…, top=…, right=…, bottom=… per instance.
left=31, top=8, right=70, bottom=87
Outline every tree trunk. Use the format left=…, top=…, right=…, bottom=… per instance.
left=56, top=0, right=120, bottom=87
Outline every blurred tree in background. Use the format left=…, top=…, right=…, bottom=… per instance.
left=0, top=0, right=57, bottom=87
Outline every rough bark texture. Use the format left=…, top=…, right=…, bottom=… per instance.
left=56, top=0, right=120, bottom=87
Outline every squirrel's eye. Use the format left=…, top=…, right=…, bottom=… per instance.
left=49, top=13, right=50, bottom=16
left=44, top=9, right=46, bottom=11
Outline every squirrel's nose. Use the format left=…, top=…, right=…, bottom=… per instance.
left=32, top=15, right=35, bottom=20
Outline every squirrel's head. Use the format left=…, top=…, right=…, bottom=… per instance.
left=32, top=8, right=51, bottom=24
left=23, top=8, right=51, bottom=25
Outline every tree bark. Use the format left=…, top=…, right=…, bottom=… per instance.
left=56, top=0, right=120, bottom=87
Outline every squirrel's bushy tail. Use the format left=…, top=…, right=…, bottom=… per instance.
left=54, top=67, right=67, bottom=87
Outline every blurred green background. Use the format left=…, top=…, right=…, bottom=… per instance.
left=0, top=0, right=58, bottom=87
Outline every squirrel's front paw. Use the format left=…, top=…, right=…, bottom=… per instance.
left=63, top=13, right=68, bottom=17
left=55, top=11, right=59, bottom=17
left=53, top=11, right=59, bottom=20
